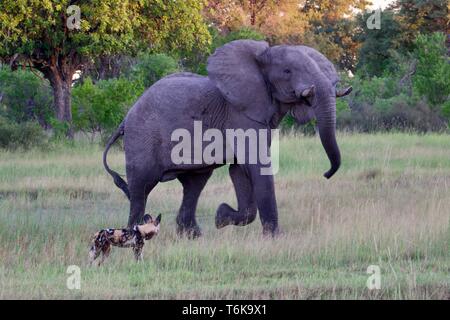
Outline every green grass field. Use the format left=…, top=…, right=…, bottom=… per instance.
left=0, top=133, right=449, bottom=299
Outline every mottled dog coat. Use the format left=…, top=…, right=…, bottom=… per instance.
left=89, top=214, right=161, bottom=265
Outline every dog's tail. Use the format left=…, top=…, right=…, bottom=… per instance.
left=103, top=122, right=130, bottom=200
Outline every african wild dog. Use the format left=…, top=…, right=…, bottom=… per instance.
left=89, top=214, right=161, bottom=265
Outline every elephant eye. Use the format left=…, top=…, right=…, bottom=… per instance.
left=283, top=69, right=291, bottom=74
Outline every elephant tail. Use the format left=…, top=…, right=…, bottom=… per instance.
left=103, top=122, right=130, bottom=200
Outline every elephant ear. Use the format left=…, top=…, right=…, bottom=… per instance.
left=207, top=40, right=276, bottom=124
left=297, top=46, right=340, bottom=86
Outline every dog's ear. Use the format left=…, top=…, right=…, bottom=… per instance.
left=154, top=214, right=161, bottom=226
left=143, top=214, right=152, bottom=224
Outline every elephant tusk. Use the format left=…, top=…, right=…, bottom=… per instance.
left=336, top=86, right=353, bottom=97
left=301, top=85, right=315, bottom=98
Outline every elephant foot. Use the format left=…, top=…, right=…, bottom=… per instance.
left=176, top=217, right=202, bottom=239
left=215, top=203, right=257, bottom=229
left=215, top=203, right=234, bottom=229
left=262, top=222, right=280, bottom=238
left=176, top=224, right=202, bottom=239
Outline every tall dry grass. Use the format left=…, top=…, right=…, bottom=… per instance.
left=0, top=133, right=448, bottom=299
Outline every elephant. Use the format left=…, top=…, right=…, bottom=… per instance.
left=103, top=40, right=352, bottom=238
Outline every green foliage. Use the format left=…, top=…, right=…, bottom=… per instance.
left=48, top=118, right=71, bottom=140
left=336, top=98, right=350, bottom=117
left=0, top=0, right=448, bottom=140
left=351, top=75, right=400, bottom=105
left=442, top=100, right=450, bottom=124
left=0, top=0, right=211, bottom=130
left=0, top=68, right=53, bottom=125
left=72, top=77, right=144, bottom=139
left=0, top=116, right=48, bottom=150
left=212, top=27, right=266, bottom=50
left=393, top=0, right=448, bottom=50
left=339, top=73, right=448, bottom=132
left=345, top=30, right=449, bottom=132
left=146, top=0, right=212, bottom=55
left=279, top=115, right=296, bottom=132
left=130, top=53, right=180, bottom=88
left=356, top=10, right=402, bottom=77
left=0, top=0, right=211, bottom=59
left=412, top=33, right=450, bottom=106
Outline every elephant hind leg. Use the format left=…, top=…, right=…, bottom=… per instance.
left=176, top=170, right=213, bottom=239
left=127, top=167, right=160, bottom=228
left=215, top=164, right=257, bottom=229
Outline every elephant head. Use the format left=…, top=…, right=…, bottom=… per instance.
left=207, top=40, right=352, bottom=179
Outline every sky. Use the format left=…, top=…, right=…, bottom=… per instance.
left=370, top=0, right=395, bottom=9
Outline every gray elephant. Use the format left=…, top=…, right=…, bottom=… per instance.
left=103, top=40, right=352, bottom=238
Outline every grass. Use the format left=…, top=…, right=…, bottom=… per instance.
left=0, top=132, right=448, bottom=299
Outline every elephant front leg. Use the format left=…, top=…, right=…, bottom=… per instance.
left=176, top=171, right=213, bottom=239
left=216, top=164, right=257, bottom=228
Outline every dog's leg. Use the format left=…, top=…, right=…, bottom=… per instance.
left=133, top=244, right=143, bottom=262
left=98, top=243, right=111, bottom=266
left=88, top=245, right=101, bottom=266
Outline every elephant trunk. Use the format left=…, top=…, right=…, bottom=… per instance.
left=315, top=96, right=341, bottom=179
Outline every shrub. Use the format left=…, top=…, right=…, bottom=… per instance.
left=130, top=53, right=180, bottom=88
left=336, top=98, right=350, bottom=117
left=351, top=74, right=398, bottom=106
left=72, top=77, right=144, bottom=140
left=339, top=68, right=449, bottom=132
left=0, top=116, right=48, bottom=150
left=49, top=118, right=71, bottom=140
left=212, top=27, right=266, bottom=50
left=0, top=68, right=54, bottom=126
left=338, top=97, right=447, bottom=132
left=413, top=33, right=450, bottom=107
left=441, top=99, right=450, bottom=125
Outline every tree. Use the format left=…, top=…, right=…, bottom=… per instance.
left=72, top=77, right=144, bottom=140
left=356, top=10, right=403, bottom=77
left=130, top=53, right=180, bottom=88
left=413, top=33, right=450, bottom=107
left=0, top=0, right=210, bottom=137
left=204, top=1, right=309, bottom=41
left=0, top=67, right=53, bottom=126
left=300, top=0, right=370, bottom=70
left=204, top=0, right=370, bottom=70
left=391, top=0, right=448, bottom=51
left=301, top=0, right=369, bottom=21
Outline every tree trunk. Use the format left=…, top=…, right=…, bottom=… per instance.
left=48, top=69, right=74, bottom=138
left=250, top=0, right=256, bottom=26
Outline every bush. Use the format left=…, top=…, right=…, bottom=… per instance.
left=441, top=99, right=450, bottom=125
left=72, top=77, right=144, bottom=140
left=0, top=68, right=54, bottom=126
left=413, top=33, right=450, bottom=107
left=338, top=97, right=447, bottom=132
left=339, top=68, right=449, bottom=132
left=0, top=116, right=48, bottom=150
left=211, top=27, right=266, bottom=50
left=130, top=53, right=180, bottom=88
